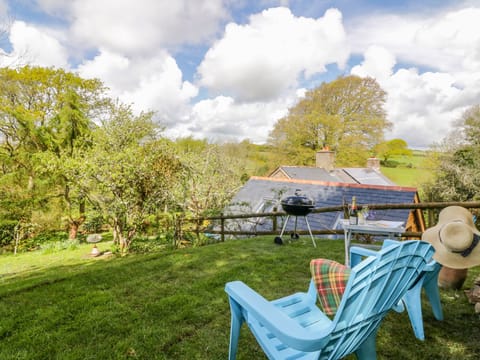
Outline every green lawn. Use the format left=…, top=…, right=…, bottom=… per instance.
left=380, top=152, right=434, bottom=188
left=381, top=166, right=433, bottom=188
left=1, top=237, right=479, bottom=359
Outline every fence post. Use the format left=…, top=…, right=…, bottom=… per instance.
left=427, top=208, right=434, bottom=228
left=272, top=206, right=277, bottom=232
left=195, top=218, right=201, bottom=244
left=220, top=212, right=225, bottom=242
left=174, top=214, right=183, bottom=248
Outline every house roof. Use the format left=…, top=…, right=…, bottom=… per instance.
left=270, top=166, right=338, bottom=182
left=270, top=165, right=396, bottom=186
left=227, top=176, right=418, bottom=237
left=340, top=168, right=395, bottom=186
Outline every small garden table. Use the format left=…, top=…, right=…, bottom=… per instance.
left=342, top=220, right=405, bottom=266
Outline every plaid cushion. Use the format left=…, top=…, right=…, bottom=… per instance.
left=310, top=259, right=351, bottom=317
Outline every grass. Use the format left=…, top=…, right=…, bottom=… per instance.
left=1, top=237, right=480, bottom=359
left=381, top=167, right=433, bottom=188
left=380, top=152, right=434, bottom=188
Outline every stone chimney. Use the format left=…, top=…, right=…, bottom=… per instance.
left=367, top=157, right=381, bottom=171
left=316, top=150, right=335, bottom=171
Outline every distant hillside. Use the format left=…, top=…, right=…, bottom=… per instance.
left=380, top=150, right=434, bottom=188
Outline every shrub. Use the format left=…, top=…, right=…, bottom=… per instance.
left=41, top=239, right=80, bottom=254
left=128, top=232, right=174, bottom=253
left=33, top=231, right=69, bottom=244
left=380, top=159, right=399, bottom=168
left=0, top=220, right=17, bottom=248
left=14, top=229, right=65, bottom=253
left=82, top=214, right=105, bottom=234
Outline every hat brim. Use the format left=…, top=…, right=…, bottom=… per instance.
left=422, top=224, right=480, bottom=269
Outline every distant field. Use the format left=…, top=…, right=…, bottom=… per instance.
left=381, top=167, right=433, bottom=188
left=380, top=151, right=434, bottom=188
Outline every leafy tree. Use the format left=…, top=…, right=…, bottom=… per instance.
left=422, top=105, right=480, bottom=202
left=213, top=140, right=274, bottom=179
left=375, top=138, right=412, bottom=163
left=0, top=66, right=108, bottom=237
left=269, top=75, right=391, bottom=166
left=79, top=104, right=185, bottom=253
left=175, top=143, right=244, bottom=217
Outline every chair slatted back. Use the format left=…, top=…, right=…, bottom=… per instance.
left=321, top=241, right=434, bottom=359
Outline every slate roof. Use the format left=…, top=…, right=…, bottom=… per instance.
left=273, top=166, right=339, bottom=182
left=340, top=168, right=396, bottom=186
left=271, top=165, right=396, bottom=186
left=226, top=176, right=417, bottom=239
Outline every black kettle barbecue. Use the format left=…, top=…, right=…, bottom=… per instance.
left=274, top=189, right=316, bottom=247
left=281, top=192, right=315, bottom=216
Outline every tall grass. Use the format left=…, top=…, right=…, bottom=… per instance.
left=0, top=237, right=479, bottom=359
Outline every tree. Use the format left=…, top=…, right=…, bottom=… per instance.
left=79, top=104, right=185, bottom=253
left=375, top=139, right=412, bottom=163
left=422, top=105, right=480, bottom=202
left=170, top=138, right=248, bottom=244
left=175, top=142, right=244, bottom=217
left=0, top=66, right=108, bottom=237
left=268, top=75, right=391, bottom=166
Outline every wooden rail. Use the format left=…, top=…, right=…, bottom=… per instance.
left=174, top=201, right=480, bottom=244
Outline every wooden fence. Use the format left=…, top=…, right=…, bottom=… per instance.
left=175, top=201, right=480, bottom=243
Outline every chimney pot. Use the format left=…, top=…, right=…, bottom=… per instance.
left=316, top=150, right=335, bottom=171
left=367, top=157, right=381, bottom=171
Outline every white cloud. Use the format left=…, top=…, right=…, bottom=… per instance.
left=197, top=7, right=349, bottom=102
left=2, top=2, right=479, bottom=149
left=348, top=6, right=480, bottom=74
left=351, top=45, right=395, bottom=82
left=351, top=51, right=469, bottom=148
left=77, top=49, right=198, bottom=128
left=77, top=49, right=133, bottom=90
left=0, top=21, right=69, bottom=68
left=384, top=68, right=466, bottom=148
left=413, top=7, right=480, bottom=73
left=348, top=5, right=480, bottom=148
left=67, top=0, right=227, bottom=55
left=173, top=95, right=296, bottom=143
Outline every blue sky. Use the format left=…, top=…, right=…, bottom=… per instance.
left=1, top=0, right=479, bottom=148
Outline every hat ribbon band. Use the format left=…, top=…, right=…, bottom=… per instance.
left=453, top=233, right=480, bottom=257
left=439, top=230, right=480, bottom=258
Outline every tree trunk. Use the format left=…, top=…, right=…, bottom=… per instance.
left=68, top=215, right=86, bottom=240
left=112, top=218, right=121, bottom=245
left=65, top=188, right=86, bottom=240
left=69, top=221, right=80, bottom=240
left=112, top=218, right=133, bottom=254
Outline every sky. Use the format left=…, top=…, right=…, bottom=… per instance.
left=0, top=0, right=479, bottom=149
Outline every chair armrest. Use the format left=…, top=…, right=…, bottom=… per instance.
left=424, top=260, right=441, bottom=272
left=225, top=281, right=333, bottom=352
left=349, top=246, right=378, bottom=267
left=350, top=246, right=378, bottom=257
left=349, top=240, right=401, bottom=267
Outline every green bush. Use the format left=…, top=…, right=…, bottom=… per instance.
left=7, top=230, right=69, bottom=253
left=33, top=231, right=69, bottom=244
left=0, top=220, right=17, bottom=248
left=380, top=159, right=399, bottom=168
left=41, top=239, right=80, bottom=254
left=82, top=214, right=105, bottom=233
left=129, top=233, right=174, bottom=253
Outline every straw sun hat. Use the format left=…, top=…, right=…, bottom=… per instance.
left=422, top=206, right=480, bottom=269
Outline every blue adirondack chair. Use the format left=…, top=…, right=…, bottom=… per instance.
left=225, top=240, right=434, bottom=360
left=349, top=239, right=443, bottom=341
